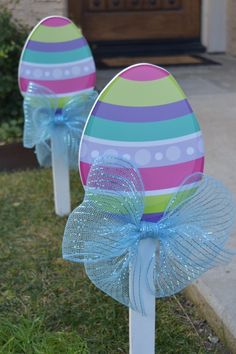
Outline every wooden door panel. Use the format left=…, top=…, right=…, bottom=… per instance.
left=107, top=0, right=125, bottom=11
left=143, top=0, right=161, bottom=10
left=125, top=0, right=143, bottom=10
left=69, top=0, right=201, bottom=42
left=162, top=0, right=181, bottom=10
left=87, top=0, right=106, bottom=11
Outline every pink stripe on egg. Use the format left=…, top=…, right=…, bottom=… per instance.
left=80, top=157, right=204, bottom=190
left=139, top=157, right=204, bottom=190
left=120, top=64, right=169, bottom=81
left=20, top=73, right=96, bottom=94
left=42, top=17, right=71, bottom=27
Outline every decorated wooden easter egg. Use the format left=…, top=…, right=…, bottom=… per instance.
left=79, top=63, right=204, bottom=222
left=18, top=16, right=96, bottom=108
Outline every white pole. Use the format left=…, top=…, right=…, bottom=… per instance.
left=51, top=126, right=71, bottom=216
left=129, top=238, right=156, bottom=354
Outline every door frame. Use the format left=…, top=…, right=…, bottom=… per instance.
left=201, top=0, right=227, bottom=52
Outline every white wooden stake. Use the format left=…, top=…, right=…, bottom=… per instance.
left=51, top=126, right=71, bottom=216
left=129, top=238, right=156, bottom=354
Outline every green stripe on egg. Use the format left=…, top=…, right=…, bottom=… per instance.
left=85, top=189, right=197, bottom=214
left=30, top=23, right=83, bottom=42
left=99, top=75, right=186, bottom=107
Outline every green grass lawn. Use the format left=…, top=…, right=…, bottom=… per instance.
left=0, top=168, right=226, bottom=353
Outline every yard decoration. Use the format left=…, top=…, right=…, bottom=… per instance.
left=62, top=64, right=236, bottom=353
left=18, top=16, right=97, bottom=216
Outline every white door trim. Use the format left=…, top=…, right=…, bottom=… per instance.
left=201, top=0, right=227, bottom=53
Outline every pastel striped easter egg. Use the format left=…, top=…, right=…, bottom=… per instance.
left=79, top=63, right=204, bottom=222
left=18, top=16, right=96, bottom=108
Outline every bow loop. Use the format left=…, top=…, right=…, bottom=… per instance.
left=63, top=155, right=236, bottom=313
left=23, top=83, right=56, bottom=148
left=23, top=82, right=98, bottom=168
left=63, top=156, right=144, bottom=263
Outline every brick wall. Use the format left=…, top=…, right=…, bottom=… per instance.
left=2, top=0, right=67, bottom=28
left=227, top=0, right=236, bottom=56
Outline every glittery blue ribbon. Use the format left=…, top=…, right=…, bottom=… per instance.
left=23, top=82, right=98, bottom=168
left=62, top=155, right=236, bottom=313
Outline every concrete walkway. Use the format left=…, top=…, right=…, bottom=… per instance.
left=97, top=54, right=236, bottom=353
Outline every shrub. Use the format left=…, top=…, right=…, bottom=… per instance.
left=0, top=8, right=28, bottom=143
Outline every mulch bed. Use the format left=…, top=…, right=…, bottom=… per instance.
left=0, top=143, right=38, bottom=172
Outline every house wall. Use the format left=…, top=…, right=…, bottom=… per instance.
left=2, top=0, right=67, bottom=28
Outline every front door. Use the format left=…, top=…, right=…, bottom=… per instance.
left=69, top=0, right=201, bottom=43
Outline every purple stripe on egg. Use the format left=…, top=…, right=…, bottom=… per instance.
left=27, top=38, right=87, bottom=52
left=92, top=99, right=192, bottom=123
left=105, top=212, right=165, bottom=223
left=102, top=211, right=164, bottom=223
left=141, top=212, right=164, bottom=222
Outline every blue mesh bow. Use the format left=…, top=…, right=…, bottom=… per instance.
left=23, top=82, right=98, bottom=168
left=62, top=155, right=236, bottom=313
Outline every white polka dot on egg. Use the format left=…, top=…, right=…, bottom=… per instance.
left=33, top=69, right=42, bottom=78
left=155, top=152, right=163, bottom=161
left=71, top=66, right=81, bottom=75
left=44, top=71, right=50, bottom=77
left=91, top=150, right=99, bottom=158
left=84, top=66, right=89, bottom=72
left=135, top=149, right=151, bottom=166
left=186, top=146, right=195, bottom=155
left=166, top=146, right=181, bottom=161
left=53, top=68, right=63, bottom=79
left=123, top=154, right=131, bottom=160
left=64, top=70, right=70, bottom=76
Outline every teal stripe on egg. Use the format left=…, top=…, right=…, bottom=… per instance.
left=22, top=47, right=92, bottom=64
left=85, top=113, right=200, bottom=141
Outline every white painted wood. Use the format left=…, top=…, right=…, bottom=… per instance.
left=201, top=0, right=227, bottom=53
left=129, top=238, right=156, bottom=354
left=51, top=127, right=71, bottom=216
left=201, top=0, right=210, bottom=49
